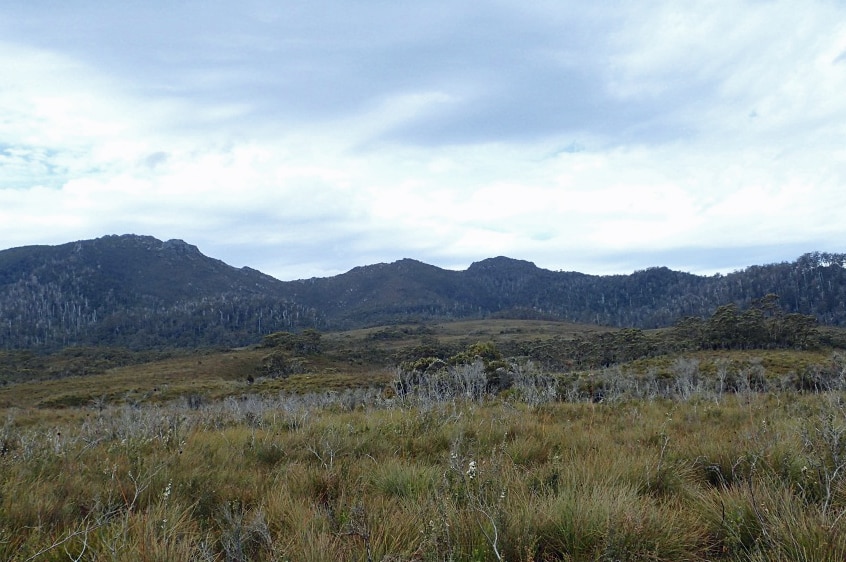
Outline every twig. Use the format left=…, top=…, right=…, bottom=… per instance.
left=475, top=506, right=503, bottom=562
left=23, top=517, right=101, bottom=562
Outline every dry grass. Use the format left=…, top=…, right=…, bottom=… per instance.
left=0, top=348, right=392, bottom=411
left=3, top=385, right=846, bottom=560
left=3, top=320, right=846, bottom=560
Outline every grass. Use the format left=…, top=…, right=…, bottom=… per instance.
left=4, top=386, right=846, bottom=560
left=0, top=348, right=392, bottom=411
left=2, top=319, right=842, bottom=409
left=3, top=320, right=846, bottom=560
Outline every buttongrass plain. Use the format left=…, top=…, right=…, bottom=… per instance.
left=3, top=359, right=846, bottom=560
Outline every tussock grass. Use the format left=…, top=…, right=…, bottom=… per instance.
left=5, top=370, right=846, bottom=559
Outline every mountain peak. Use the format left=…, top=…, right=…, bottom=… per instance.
left=2, top=235, right=845, bottom=351
left=467, top=256, right=539, bottom=273
left=160, top=238, right=202, bottom=257
left=92, top=234, right=201, bottom=255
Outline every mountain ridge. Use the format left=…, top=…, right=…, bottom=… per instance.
left=1, top=234, right=845, bottom=350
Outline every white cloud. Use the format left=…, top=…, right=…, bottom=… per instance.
left=1, top=1, right=845, bottom=279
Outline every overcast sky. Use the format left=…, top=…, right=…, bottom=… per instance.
left=1, top=1, right=845, bottom=280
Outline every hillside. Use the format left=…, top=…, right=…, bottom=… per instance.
left=0, top=235, right=320, bottom=349
left=1, top=235, right=845, bottom=350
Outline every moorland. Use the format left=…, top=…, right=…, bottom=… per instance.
left=3, top=314, right=846, bottom=561
left=3, top=237, right=846, bottom=560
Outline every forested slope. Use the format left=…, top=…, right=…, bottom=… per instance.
left=1, top=235, right=844, bottom=350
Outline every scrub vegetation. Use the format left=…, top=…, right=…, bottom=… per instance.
left=2, top=311, right=846, bottom=561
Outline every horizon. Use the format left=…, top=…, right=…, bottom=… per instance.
left=0, top=232, right=832, bottom=283
left=2, top=2, right=845, bottom=280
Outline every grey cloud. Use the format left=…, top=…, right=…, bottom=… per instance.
left=0, top=1, right=701, bottom=145
left=143, top=152, right=169, bottom=169
left=3, top=0, right=845, bottom=281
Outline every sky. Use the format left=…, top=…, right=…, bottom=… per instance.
left=1, top=1, right=845, bottom=281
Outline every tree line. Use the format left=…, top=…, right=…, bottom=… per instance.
left=2, top=243, right=845, bottom=351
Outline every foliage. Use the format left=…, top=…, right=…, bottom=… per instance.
left=3, top=236, right=846, bottom=353
left=678, top=295, right=820, bottom=351
left=260, top=329, right=322, bottom=354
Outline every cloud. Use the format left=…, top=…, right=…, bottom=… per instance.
left=1, top=1, right=846, bottom=280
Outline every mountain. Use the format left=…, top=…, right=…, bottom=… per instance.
left=0, top=235, right=282, bottom=305
left=0, top=235, right=319, bottom=349
left=1, top=235, right=845, bottom=351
